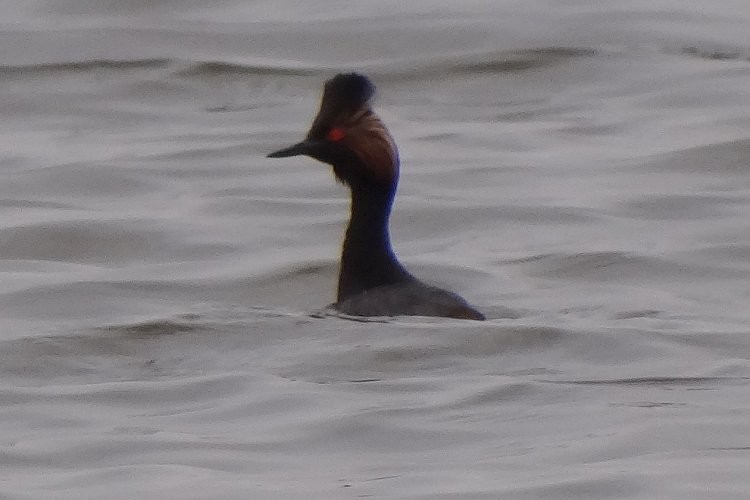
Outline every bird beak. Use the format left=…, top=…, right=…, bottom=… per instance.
left=267, top=140, right=316, bottom=158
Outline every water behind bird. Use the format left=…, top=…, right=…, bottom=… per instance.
left=1, top=1, right=750, bottom=498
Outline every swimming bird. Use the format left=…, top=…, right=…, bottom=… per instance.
left=268, top=73, right=485, bottom=320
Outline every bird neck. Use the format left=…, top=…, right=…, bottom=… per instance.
left=337, top=183, right=411, bottom=302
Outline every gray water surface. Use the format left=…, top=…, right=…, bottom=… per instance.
left=2, top=1, right=750, bottom=498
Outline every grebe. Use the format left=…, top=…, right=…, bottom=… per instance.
left=268, top=73, right=484, bottom=320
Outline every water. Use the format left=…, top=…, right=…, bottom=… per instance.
left=2, top=1, right=750, bottom=498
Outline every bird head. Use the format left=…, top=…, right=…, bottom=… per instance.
left=268, top=73, right=399, bottom=187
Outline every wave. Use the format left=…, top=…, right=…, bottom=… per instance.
left=447, top=47, right=598, bottom=74
left=633, top=138, right=750, bottom=175
left=100, top=317, right=211, bottom=336
left=509, top=250, right=750, bottom=283
left=0, top=199, right=80, bottom=210
left=359, top=46, right=597, bottom=81
left=0, top=219, right=237, bottom=264
left=0, top=42, right=745, bottom=87
left=616, top=193, right=747, bottom=220
left=0, top=46, right=597, bottom=85
left=0, top=58, right=171, bottom=78
left=676, top=45, right=750, bottom=62
left=0, top=57, right=318, bottom=80
left=174, top=61, right=319, bottom=78
left=547, top=375, right=747, bottom=387
left=173, top=47, right=597, bottom=81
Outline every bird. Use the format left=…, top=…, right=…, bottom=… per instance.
left=268, top=73, right=485, bottom=320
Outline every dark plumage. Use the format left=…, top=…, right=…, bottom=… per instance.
left=306, top=73, right=376, bottom=140
left=268, top=73, right=485, bottom=320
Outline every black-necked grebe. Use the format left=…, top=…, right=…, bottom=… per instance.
left=268, top=73, right=484, bottom=320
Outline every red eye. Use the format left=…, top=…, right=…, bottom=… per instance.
left=327, top=127, right=346, bottom=142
